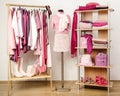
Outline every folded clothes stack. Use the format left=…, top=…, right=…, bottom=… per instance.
left=92, top=38, right=108, bottom=44
left=92, top=38, right=108, bottom=48
left=79, top=21, right=92, bottom=29
left=79, top=5, right=96, bottom=11
left=79, top=20, right=108, bottom=29
left=79, top=2, right=108, bottom=11
left=93, top=20, right=108, bottom=29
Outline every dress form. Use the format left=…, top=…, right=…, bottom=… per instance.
left=53, top=9, right=70, bottom=92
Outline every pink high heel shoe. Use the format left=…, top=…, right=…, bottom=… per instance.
left=81, top=77, right=94, bottom=84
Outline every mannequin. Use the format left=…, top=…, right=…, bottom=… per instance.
left=52, top=9, right=70, bottom=52
left=51, top=9, right=71, bottom=92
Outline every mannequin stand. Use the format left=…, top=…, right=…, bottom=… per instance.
left=55, top=52, right=70, bottom=92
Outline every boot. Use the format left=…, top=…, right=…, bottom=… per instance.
left=19, top=57, right=26, bottom=76
left=13, top=62, right=23, bottom=77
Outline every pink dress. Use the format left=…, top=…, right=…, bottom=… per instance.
left=51, top=12, right=71, bottom=52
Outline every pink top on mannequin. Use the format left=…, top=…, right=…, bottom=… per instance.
left=51, top=11, right=71, bottom=34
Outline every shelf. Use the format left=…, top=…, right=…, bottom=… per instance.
left=76, top=46, right=108, bottom=49
left=10, top=73, right=51, bottom=81
left=93, top=46, right=108, bottom=49
left=76, top=81, right=113, bottom=87
left=76, top=27, right=111, bottom=31
left=77, top=64, right=111, bottom=69
left=76, top=8, right=114, bottom=13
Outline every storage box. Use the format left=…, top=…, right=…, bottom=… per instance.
left=95, top=53, right=107, bottom=66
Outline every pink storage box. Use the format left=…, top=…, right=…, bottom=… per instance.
left=95, top=53, right=107, bottom=66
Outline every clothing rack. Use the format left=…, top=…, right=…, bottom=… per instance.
left=6, top=3, right=52, bottom=96
left=6, top=3, right=45, bottom=8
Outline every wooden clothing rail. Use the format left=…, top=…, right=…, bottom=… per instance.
left=6, top=3, right=46, bottom=8
left=6, top=3, right=52, bottom=96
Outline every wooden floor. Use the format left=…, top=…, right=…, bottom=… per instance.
left=0, top=81, right=120, bottom=96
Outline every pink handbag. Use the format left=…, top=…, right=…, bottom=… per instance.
left=26, top=64, right=38, bottom=77
left=80, top=54, right=93, bottom=66
left=95, top=53, right=107, bottom=66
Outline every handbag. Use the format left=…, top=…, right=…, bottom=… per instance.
left=95, top=53, right=107, bottom=66
left=80, top=54, right=93, bottom=66
left=26, top=64, right=38, bottom=77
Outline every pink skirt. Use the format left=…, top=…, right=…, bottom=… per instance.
left=53, top=34, right=70, bottom=52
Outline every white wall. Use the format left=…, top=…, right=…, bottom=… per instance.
left=0, top=0, right=120, bottom=81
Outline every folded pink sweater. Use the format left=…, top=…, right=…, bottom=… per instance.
left=79, top=5, right=96, bottom=10
left=93, top=20, right=108, bottom=27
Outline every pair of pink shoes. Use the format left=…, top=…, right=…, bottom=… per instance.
left=96, top=76, right=108, bottom=85
left=81, top=77, right=94, bottom=84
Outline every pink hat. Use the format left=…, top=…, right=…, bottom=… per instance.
left=86, top=2, right=100, bottom=7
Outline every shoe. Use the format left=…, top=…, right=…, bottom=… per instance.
left=96, top=76, right=107, bottom=85
left=19, top=57, right=26, bottom=76
left=13, top=62, right=23, bottom=78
